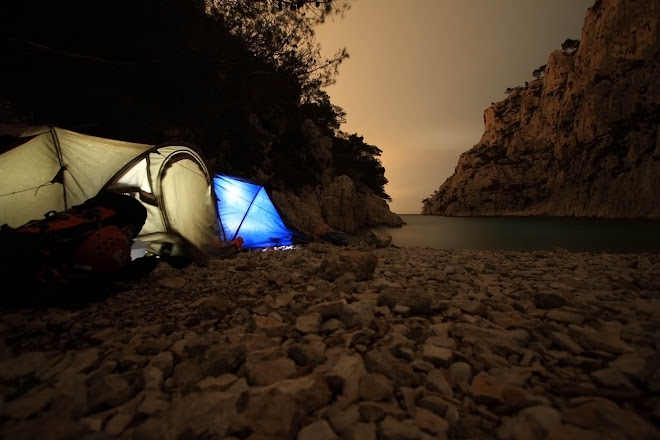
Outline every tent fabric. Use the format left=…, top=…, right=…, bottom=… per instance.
left=214, top=174, right=296, bottom=248
left=0, top=126, right=221, bottom=261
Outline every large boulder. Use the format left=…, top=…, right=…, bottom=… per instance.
left=272, top=175, right=404, bottom=239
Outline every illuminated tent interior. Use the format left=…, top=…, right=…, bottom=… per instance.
left=213, top=174, right=298, bottom=249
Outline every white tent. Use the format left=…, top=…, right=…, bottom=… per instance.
left=0, top=126, right=221, bottom=261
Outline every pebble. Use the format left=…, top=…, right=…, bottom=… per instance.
left=0, top=245, right=658, bottom=439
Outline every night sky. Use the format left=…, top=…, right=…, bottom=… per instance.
left=316, top=0, right=594, bottom=213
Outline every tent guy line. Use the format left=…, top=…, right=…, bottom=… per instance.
left=0, top=182, right=56, bottom=198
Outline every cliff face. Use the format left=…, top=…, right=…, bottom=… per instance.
left=422, top=0, right=660, bottom=219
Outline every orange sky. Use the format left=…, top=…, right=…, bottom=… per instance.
left=316, top=0, right=594, bottom=214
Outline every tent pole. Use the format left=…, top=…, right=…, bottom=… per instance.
left=232, top=187, right=261, bottom=241
left=49, top=126, right=67, bottom=209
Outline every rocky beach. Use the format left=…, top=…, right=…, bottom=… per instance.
left=0, top=241, right=658, bottom=439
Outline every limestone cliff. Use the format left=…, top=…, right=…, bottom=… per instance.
left=422, top=0, right=660, bottom=219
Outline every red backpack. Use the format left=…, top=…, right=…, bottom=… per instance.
left=0, top=191, right=147, bottom=294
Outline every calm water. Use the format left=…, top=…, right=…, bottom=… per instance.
left=374, top=215, right=660, bottom=253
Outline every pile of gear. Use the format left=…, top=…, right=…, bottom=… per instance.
left=0, top=191, right=148, bottom=304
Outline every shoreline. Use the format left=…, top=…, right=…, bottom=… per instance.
left=373, top=215, right=660, bottom=255
left=1, top=244, right=658, bottom=438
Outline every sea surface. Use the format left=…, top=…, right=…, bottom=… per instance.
left=374, top=214, right=660, bottom=253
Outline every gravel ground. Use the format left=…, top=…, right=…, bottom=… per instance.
left=1, top=243, right=659, bottom=439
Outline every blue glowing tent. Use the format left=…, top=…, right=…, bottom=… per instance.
left=213, top=174, right=297, bottom=248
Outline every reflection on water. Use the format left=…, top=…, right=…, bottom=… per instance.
left=375, top=215, right=660, bottom=253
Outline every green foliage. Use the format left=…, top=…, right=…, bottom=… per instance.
left=505, top=86, right=524, bottom=96
left=1, top=0, right=394, bottom=204
left=0, top=0, right=301, bottom=144
left=561, top=38, right=580, bottom=54
left=532, top=65, right=546, bottom=80
left=299, top=90, right=346, bottom=136
left=206, top=0, right=350, bottom=98
left=332, top=134, right=391, bottom=200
